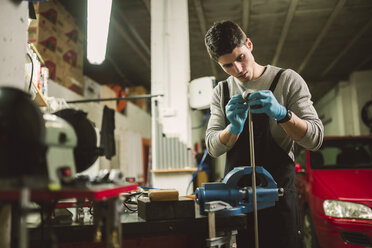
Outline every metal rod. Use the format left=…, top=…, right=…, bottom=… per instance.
left=248, top=108, right=259, bottom=248
left=208, top=212, right=216, bottom=239
left=66, top=94, right=164, bottom=104
left=19, top=187, right=30, bottom=248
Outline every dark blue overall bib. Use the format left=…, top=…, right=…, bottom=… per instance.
left=223, top=69, right=301, bottom=248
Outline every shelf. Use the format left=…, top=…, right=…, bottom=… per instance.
left=33, top=84, right=48, bottom=107
left=24, top=68, right=48, bottom=107
left=29, top=43, right=45, bottom=65
left=151, top=168, right=197, bottom=173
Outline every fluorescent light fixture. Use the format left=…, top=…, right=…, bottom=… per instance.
left=87, top=0, right=113, bottom=64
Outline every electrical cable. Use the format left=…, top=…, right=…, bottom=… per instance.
left=123, top=202, right=137, bottom=212
left=122, top=191, right=143, bottom=213
left=26, top=53, right=34, bottom=93
left=192, top=109, right=210, bottom=129
left=88, top=201, right=94, bottom=215
left=185, top=149, right=209, bottom=195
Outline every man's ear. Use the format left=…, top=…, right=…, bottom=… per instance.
left=246, top=38, right=253, bottom=52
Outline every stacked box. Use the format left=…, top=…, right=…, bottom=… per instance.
left=126, top=86, right=147, bottom=111
left=101, top=85, right=117, bottom=110
left=28, top=0, right=84, bottom=95
left=83, top=76, right=101, bottom=99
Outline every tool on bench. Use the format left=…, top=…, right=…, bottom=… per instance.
left=196, top=100, right=284, bottom=248
left=138, top=188, right=195, bottom=221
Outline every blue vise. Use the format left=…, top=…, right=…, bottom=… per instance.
left=195, top=166, right=283, bottom=216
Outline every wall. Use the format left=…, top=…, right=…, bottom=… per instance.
left=315, top=70, right=372, bottom=136
left=0, top=2, right=28, bottom=247
left=190, top=109, right=207, bottom=151
left=151, top=0, right=191, bottom=145
left=151, top=0, right=194, bottom=194
left=0, top=1, right=28, bottom=89
left=349, top=70, right=372, bottom=135
left=191, top=109, right=226, bottom=181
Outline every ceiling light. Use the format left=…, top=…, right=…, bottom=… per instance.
left=87, top=0, right=112, bottom=64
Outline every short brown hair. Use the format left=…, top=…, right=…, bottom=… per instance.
left=204, top=20, right=247, bottom=61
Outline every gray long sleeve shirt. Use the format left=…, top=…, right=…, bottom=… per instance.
left=205, top=65, right=324, bottom=161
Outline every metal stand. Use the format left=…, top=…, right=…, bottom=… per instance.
left=93, top=197, right=122, bottom=248
left=205, top=201, right=237, bottom=248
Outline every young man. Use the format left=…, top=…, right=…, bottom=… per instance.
left=204, top=20, right=324, bottom=247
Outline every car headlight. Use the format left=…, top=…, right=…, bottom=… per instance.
left=323, top=200, right=372, bottom=219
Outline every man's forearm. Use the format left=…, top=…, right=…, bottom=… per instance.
left=219, top=125, right=240, bottom=147
left=279, top=112, right=307, bottom=141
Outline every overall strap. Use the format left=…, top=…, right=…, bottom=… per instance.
left=269, top=69, right=286, bottom=92
left=222, top=80, right=229, bottom=125
left=222, top=80, right=229, bottom=107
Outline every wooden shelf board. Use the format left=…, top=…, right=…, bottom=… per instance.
left=151, top=168, right=197, bottom=173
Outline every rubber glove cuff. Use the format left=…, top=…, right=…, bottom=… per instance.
left=275, top=105, right=287, bottom=121
left=228, top=124, right=243, bottom=135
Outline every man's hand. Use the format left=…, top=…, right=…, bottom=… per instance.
left=246, top=90, right=287, bottom=121
left=226, top=94, right=248, bottom=135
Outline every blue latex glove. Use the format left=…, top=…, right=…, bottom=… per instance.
left=246, top=90, right=287, bottom=121
left=225, top=94, right=248, bottom=135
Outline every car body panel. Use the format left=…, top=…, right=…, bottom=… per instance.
left=295, top=136, right=372, bottom=248
left=312, top=169, right=372, bottom=201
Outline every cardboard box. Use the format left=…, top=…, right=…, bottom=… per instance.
left=84, top=76, right=101, bottom=99
left=126, top=86, right=147, bottom=111
left=32, top=43, right=65, bottom=81
left=101, top=85, right=117, bottom=110
left=34, top=1, right=59, bottom=23
left=127, top=86, right=147, bottom=95
left=64, top=74, right=84, bottom=95
left=54, top=56, right=65, bottom=82
left=28, top=15, right=57, bottom=45
left=30, top=1, right=85, bottom=96
left=45, top=59, right=57, bottom=81
left=60, top=21, right=83, bottom=46
left=56, top=33, right=83, bottom=69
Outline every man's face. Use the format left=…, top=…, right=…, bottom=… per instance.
left=217, top=39, right=255, bottom=83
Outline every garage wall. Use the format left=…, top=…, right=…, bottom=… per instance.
left=47, top=79, right=151, bottom=181
left=315, top=70, right=372, bottom=136
left=349, top=70, right=372, bottom=135
left=190, top=109, right=207, bottom=150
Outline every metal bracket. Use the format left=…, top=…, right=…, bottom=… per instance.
left=205, top=201, right=232, bottom=213
left=205, top=201, right=237, bottom=248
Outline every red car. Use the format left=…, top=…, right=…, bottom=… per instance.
left=295, top=136, right=372, bottom=248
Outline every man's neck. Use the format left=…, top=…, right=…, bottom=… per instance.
left=252, top=63, right=266, bottom=80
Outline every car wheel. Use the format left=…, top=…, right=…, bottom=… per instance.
left=302, top=209, right=321, bottom=248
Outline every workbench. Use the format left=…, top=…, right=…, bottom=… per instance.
left=0, top=184, right=137, bottom=248
left=1, top=185, right=247, bottom=247
left=27, top=209, right=247, bottom=248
